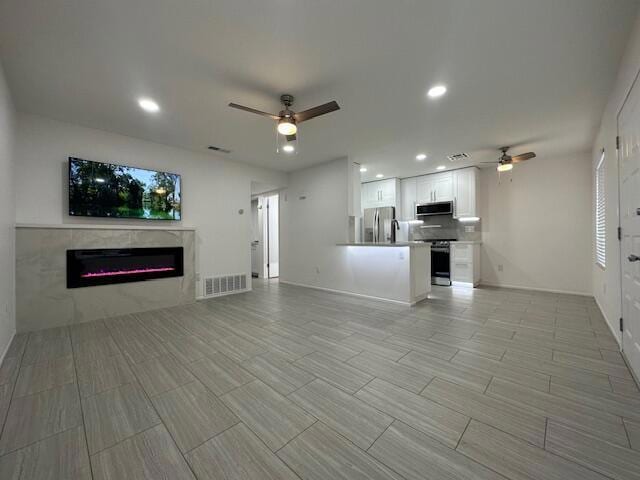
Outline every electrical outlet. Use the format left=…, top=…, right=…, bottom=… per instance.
left=465, top=226, right=475, bottom=233
left=398, top=252, right=405, bottom=260
left=497, top=264, right=503, bottom=272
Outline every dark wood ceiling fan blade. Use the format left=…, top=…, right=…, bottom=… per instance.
left=285, top=133, right=297, bottom=142
left=228, top=103, right=280, bottom=120
left=511, top=152, right=536, bottom=163
left=294, top=101, right=340, bottom=123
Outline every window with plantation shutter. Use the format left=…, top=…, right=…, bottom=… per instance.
left=595, top=151, right=606, bottom=268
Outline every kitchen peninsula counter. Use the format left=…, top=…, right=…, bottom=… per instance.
left=335, top=242, right=430, bottom=305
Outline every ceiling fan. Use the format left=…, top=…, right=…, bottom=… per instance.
left=482, top=146, right=536, bottom=172
left=229, top=94, right=340, bottom=142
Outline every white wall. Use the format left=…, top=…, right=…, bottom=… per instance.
left=479, top=152, right=592, bottom=295
left=0, top=62, right=15, bottom=359
left=14, top=114, right=288, bottom=297
left=593, top=13, right=640, bottom=340
left=280, top=157, right=351, bottom=289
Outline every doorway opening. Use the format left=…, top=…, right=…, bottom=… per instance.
left=250, top=192, right=279, bottom=280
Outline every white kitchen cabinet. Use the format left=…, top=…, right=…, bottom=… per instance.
left=416, top=172, right=453, bottom=203
left=432, top=172, right=453, bottom=202
left=451, top=242, right=481, bottom=287
left=400, top=177, right=417, bottom=220
left=361, top=178, right=400, bottom=211
left=453, top=167, right=478, bottom=218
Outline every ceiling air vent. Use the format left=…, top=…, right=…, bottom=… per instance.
left=447, top=153, right=470, bottom=162
left=208, top=145, right=232, bottom=154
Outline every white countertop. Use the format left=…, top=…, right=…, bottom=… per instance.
left=451, top=240, right=482, bottom=245
left=337, top=242, right=431, bottom=248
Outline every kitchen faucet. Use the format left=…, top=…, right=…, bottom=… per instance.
left=390, top=219, right=400, bottom=243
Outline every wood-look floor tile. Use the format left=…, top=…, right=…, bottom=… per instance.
left=241, top=352, right=315, bottom=395
left=73, top=336, right=121, bottom=362
left=552, top=351, right=633, bottom=379
left=429, top=333, right=505, bottom=359
left=502, top=350, right=613, bottom=390
left=82, top=382, right=160, bottom=454
left=487, top=377, right=629, bottom=447
left=472, top=333, right=553, bottom=359
left=458, top=420, right=608, bottom=480
left=4, top=334, right=29, bottom=360
left=369, top=421, right=506, bottom=480
left=347, top=350, right=432, bottom=393
left=303, top=334, right=361, bottom=361
left=625, top=419, right=640, bottom=451
left=277, top=421, right=402, bottom=480
left=385, top=335, right=458, bottom=360
left=208, top=334, right=267, bottom=363
left=289, top=379, right=393, bottom=449
left=76, top=354, right=135, bottom=398
left=609, top=375, right=640, bottom=396
left=91, top=424, right=195, bottom=480
left=546, top=421, right=640, bottom=480
left=187, top=423, right=298, bottom=480
left=131, top=353, right=195, bottom=397
left=152, top=381, right=238, bottom=453
left=14, top=355, right=75, bottom=397
left=0, top=356, right=19, bottom=386
left=451, top=350, right=550, bottom=391
left=399, top=351, right=492, bottom=392
left=550, top=376, right=640, bottom=421
left=294, top=352, right=373, bottom=394
left=422, top=378, right=546, bottom=447
left=222, top=380, right=315, bottom=451
left=69, top=321, right=111, bottom=345
left=0, top=383, right=82, bottom=455
left=108, top=329, right=167, bottom=365
left=187, top=352, right=255, bottom=396
left=22, top=337, right=72, bottom=366
left=340, top=334, right=409, bottom=361
left=0, top=426, right=90, bottom=480
left=355, top=378, right=469, bottom=448
left=163, top=334, right=218, bottom=364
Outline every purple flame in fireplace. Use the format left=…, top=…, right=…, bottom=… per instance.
left=81, top=266, right=176, bottom=278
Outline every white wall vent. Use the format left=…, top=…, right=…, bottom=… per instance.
left=203, top=274, right=248, bottom=298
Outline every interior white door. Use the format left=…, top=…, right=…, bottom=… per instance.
left=266, top=194, right=279, bottom=278
left=619, top=73, right=640, bottom=379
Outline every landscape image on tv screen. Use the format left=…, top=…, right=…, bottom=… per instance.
left=69, top=158, right=181, bottom=220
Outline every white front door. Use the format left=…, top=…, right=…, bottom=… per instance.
left=619, top=73, right=640, bottom=379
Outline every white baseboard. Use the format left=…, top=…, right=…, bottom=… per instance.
left=278, top=280, right=416, bottom=306
left=594, top=296, right=622, bottom=350
left=0, top=330, right=16, bottom=367
left=479, top=282, right=592, bottom=297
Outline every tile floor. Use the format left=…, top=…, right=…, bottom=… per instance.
left=0, top=280, right=639, bottom=479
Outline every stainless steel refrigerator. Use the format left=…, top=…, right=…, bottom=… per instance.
left=363, top=207, right=397, bottom=243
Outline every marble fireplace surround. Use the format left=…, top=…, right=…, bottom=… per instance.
left=16, top=224, right=196, bottom=332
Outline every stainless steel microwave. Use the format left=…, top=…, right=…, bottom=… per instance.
left=415, top=201, right=453, bottom=216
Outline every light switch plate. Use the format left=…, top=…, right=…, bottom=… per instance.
left=465, top=226, right=475, bottom=233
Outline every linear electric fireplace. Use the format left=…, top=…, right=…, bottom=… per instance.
left=67, top=247, right=184, bottom=288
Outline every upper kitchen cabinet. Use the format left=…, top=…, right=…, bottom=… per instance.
left=452, top=167, right=479, bottom=218
left=416, top=172, right=453, bottom=203
left=400, top=177, right=417, bottom=221
left=361, top=178, right=400, bottom=211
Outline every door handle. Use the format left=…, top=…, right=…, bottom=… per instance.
left=629, top=254, right=640, bottom=262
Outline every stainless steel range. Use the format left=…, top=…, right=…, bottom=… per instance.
left=429, top=239, right=456, bottom=286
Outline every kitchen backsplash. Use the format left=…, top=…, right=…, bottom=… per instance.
left=408, top=215, right=481, bottom=242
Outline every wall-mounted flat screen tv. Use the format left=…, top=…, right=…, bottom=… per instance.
left=69, top=158, right=181, bottom=220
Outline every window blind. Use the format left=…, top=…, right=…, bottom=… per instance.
left=595, top=152, right=606, bottom=268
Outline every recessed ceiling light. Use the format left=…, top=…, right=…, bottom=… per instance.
left=360, top=167, right=368, bottom=173
left=436, top=165, right=446, bottom=171
left=376, top=173, right=384, bottom=178
left=416, top=153, right=427, bottom=161
left=427, top=85, right=447, bottom=98
left=138, top=98, right=160, bottom=113
left=282, top=145, right=295, bottom=153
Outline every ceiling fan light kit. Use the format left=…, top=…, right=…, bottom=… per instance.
left=229, top=94, right=340, bottom=155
